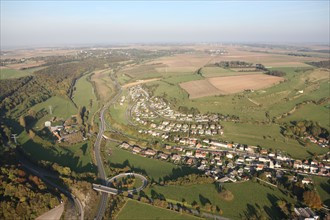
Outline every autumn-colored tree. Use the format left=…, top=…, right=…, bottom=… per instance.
left=303, top=191, right=322, bottom=209
left=29, top=129, right=36, bottom=139
left=19, top=116, right=26, bottom=128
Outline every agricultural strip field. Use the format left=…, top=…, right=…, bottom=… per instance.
left=221, top=121, right=328, bottom=159
left=105, top=143, right=179, bottom=180
left=180, top=74, right=284, bottom=99
left=72, top=73, right=99, bottom=122
left=90, top=69, right=115, bottom=101
left=201, top=66, right=261, bottom=78
left=146, top=181, right=293, bottom=220
left=116, top=199, right=200, bottom=220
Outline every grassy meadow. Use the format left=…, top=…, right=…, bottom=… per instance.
left=0, top=68, right=32, bottom=79
left=19, top=132, right=96, bottom=173
left=73, top=73, right=99, bottom=123
left=147, top=181, right=294, bottom=220
left=105, top=143, right=179, bottom=180
left=116, top=199, right=201, bottom=220
left=221, top=121, right=328, bottom=159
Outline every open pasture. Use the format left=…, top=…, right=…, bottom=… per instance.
left=211, top=46, right=324, bottom=67
left=180, top=74, right=284, bottom=99
left=147, top=181, right=294, bottom=220
left=91, top=69, right=115, bottom=101
left=151, top=53, right=214, bottom=72
left=0, top=67, right=32, bottom=79
left=116, top=199, right=200, bottom=220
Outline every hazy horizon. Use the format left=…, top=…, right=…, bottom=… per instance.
left=1, top=1, right=329, bottom=49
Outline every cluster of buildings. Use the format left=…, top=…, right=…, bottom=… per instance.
left=118, top=137, right=330, bottom=186
left=128, top=85, right=224, bottom=139
left=304, top=134, right=329, bottom=148
left=293, top=159, right=330, bottom=176
left=123, top=85, right=330, bottom=182
left=45, top=117, right=85, bottom=144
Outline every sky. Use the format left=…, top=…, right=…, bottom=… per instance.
left=1, top=1, right=329, bottom=48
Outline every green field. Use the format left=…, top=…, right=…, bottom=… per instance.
left=19, top=132, right=96, bottom=173
left=105, top=143, right=179, bottom=180
left=142, top=67, right=329, bottom=159
left=279, top=103, right=330, bottom=130
left=0, top=68, right=32, bottom=79
left=221, top=121, right=328, bottom=159
left=72, top=73, right=99, bottom=122
left=147, top=181, right=294, bottom=220
left=201, top=67, right=261, bottom=78
left=145, top=67, right=329, bottom=121
left=312, top=176, right=330, bottom=207
left=116, top=199, right=200, bottom=220
left=27, top=96, right=77, bottom=128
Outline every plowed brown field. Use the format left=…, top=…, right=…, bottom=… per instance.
left=180, top=74, right=284, bottom=98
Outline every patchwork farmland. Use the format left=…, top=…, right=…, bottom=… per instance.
left=180, top=74, right=285, bottom=99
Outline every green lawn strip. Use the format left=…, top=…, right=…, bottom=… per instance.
left=311, top=176, right=330, bottom=207
left=147, top=181, right=294, bottom=220
left=106, top=143, right=179, bottom=180
left=116, top=199, right=201, bottom=220
left=0, top=68, right=32, bottom=79
left=72, top=73, right=99, bottom=123
left=201, top=67, right=261, bottom=78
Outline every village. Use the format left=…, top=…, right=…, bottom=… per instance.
left=107, top=85, right=330, bottom=185
left=126, top=85, right=225, bottom=139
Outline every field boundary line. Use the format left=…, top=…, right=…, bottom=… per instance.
left=113, top=198, right=130, bottom=220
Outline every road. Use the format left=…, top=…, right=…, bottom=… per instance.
left=19, top=156, right=84, bottom=220
left=36, top=203, right=64, bottom=220
left=93, top=173, right=148, bottom=195
left=94, top=74, right=123, bottom=220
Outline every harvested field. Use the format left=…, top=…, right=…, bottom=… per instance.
left=180, top=74, right=284, bottom=99
left=122, top=78, right=161, bottom=88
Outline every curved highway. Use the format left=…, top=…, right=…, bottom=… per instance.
left=18, top=156, right=84, bottom=220
left=107, top=173, right=148, bottom=193
left=94, top=74, right=122, bottom=220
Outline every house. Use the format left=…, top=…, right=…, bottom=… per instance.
left=120, top=142, right=131, bottom=149
left=294, top=207, right=319, bottom=220
left=159, top=153, right=169, bottom=160
left=226, top=153, right=234, bottom=159
left=185, top=151, right=193, bottom=156
left=302, top=177, right=312, bottom=185
left=186, top=158, right=196, bottom=166
left=144, top=149, right=157, bottom=156
left=171, top=154, right=181, bottom=162
left=237, top=157, right=245, bottom=163
left=294, top=160, right=303, bottom=169
left=264, top=172, right=272, bottom=178
left=260, top=149, right=268, bottom=155
left=216, top=160, right=223, bottom=166
left=132, top=146, right=142, bottom=153
left=218, top=176, right=230, bottom=183
left=195, top=150, right=207, bottom=158
left=259, top=157, right=270, bottom=163
left=256, top=164, right=264, bottom=171
left=310, top=166, right=318, bottom=173
left=268, top=153, right=276, bottom=157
